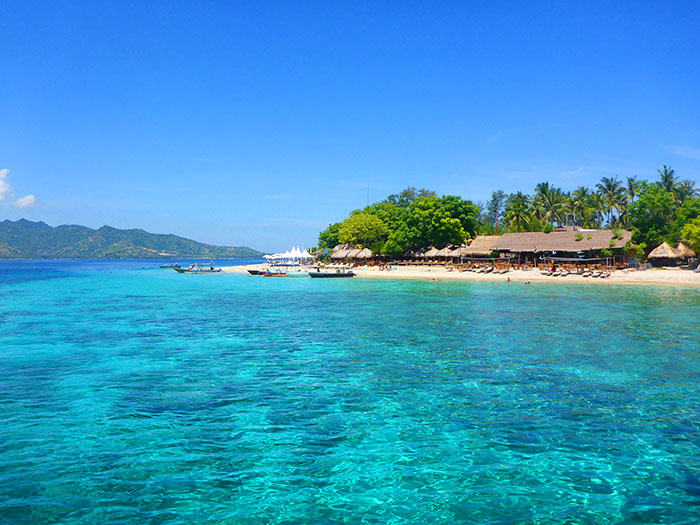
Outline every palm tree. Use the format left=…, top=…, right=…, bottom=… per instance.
left=596, top=176, right=624, bottom=226
left=625, top=176, right=642, bottom=202
left=675, top=180, right=699, bottom=207
left=657, top=165, right=678, bottom=194
left=588, top=192, right=606, bottom=228
left=533, top=182, right=566, bottom=226
left=570, top=186, right=592, bottom=227
left=504, top=192, right=531, bottom=232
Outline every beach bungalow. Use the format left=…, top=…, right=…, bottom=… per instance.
left=676, top=243, right=696, bottom=260
left=647, top=242, right=683, bottom=267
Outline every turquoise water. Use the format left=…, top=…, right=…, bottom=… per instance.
left=2, top=261, right=700, bottom=523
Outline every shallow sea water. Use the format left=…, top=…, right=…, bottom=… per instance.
left=1, top=260, right=700, bottom=523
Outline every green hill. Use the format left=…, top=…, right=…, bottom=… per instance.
left=0, top=219, right=263, bottom=259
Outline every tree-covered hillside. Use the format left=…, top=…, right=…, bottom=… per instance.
left=0, top=219, right=263, bottom=259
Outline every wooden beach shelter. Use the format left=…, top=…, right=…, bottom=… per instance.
left=355, top=248, right=373, bottom=259
left=463, top=235, right=501, bottom=257
left=435, top=247, right=453, bottom=258
left=423, top=247, right=439, bottom=262
left=345, top=248, right=362, bottom=259
left=331, top=247, right=350, bottom=260
left=676, top=243, right=696, bottom=258
left=647, top=242, right=682, bottom=266
left=448, top=246, right=467, bottom=258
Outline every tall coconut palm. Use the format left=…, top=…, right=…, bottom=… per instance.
left=657, top=165, right=678, bottom=194
left=588, top=192, right=606, bottom=228
left=675, top=180, right=699, bottom=207
left=570, top=186, right=592, bottom=227
left=504, top=192, right=531, bottom=232
left=596, top=176, right=625, bottom=226
left=625, top=176, right=642, bottom=202
left=533, top=182, right=566, bottom=226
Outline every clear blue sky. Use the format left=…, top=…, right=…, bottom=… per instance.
left=1, top=1, right=699, bottom=252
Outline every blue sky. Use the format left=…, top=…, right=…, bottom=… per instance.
left=1, top=1, right=699, bottom=252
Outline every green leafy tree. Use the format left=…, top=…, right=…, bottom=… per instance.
left=681, top=216, right=700, bottom=252
left=318, top=222, right=342, bottom=249
left=629, top=183, right=675, bottom=251
left=485, top=190, right=507, bottom=233
left=338, top=212, right=389, bottom=247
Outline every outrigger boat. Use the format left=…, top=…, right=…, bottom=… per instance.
left=173, top=263, right=222, bottom=274
left=308, top=270, right=355, bottom=278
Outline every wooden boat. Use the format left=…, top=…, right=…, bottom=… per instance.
left=264, top=271, right=287, bottom=277
left=173, top=264, right=222, bottom=274
left=308, top=271, right=355, bottom=278
left=247, top=269, right=265, bottom=276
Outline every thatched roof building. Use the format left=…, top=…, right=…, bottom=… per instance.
left=355, top=248, right=373, bottom=259
left=496, top=227, right=632, bottom=254
left=647, top=242, right=682, bottom=260
left=448, top=246, right=468, bottom=258
left=463, top=235, right=500, bottom=256
left=422, top=247, right=439, bottom=258
left=435, top=247, right=453, bottom=257
left=676, top=243, right=696, bottom=258
left=331, top=245, right=351, bottom=259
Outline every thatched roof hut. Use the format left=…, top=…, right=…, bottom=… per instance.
left=435, top=247, right=453, bottom=257
left=344, top=248, right=361, bottom=259
left=676, top=243, right=696, bottom=258
left=331, top=248, right=350, bottom=259
left=648, top=242, right=682, bottom=260
left=463, top=235, right=500, bottom=256
left=423, top=247, right=439, bottom=258
left=448, top=246, right=468, bottom=258
left=355, top=247, right=373, bottom=259
left=496, top=228, right=632, bottom=254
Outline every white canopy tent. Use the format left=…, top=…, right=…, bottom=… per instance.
left=264, top=246, right=314, bottom=261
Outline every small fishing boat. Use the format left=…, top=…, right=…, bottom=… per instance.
left=160, top=263, right=181, bottom=269
left=264, top=271, right=287, bottom=277
left=173, top=264, right=222, bottom=274
left=247, top=269, right=265, bottom=276
left=308, top=270, right=355, bottom=278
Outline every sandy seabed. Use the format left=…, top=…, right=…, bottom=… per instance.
left=223, top=263, right=700, bottom=287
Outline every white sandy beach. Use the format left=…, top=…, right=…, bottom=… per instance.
left=223, top=264, right=700, bottom=286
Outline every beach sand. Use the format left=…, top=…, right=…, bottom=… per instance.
left=223, top=263, right=700, bottom=286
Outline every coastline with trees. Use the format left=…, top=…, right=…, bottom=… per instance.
left=317, top=166, right=700, bottom=260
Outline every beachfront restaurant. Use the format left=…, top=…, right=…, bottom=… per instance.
left=493, top=226, right=633, bottom=268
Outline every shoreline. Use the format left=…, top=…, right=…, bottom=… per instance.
left=222, top=263, right=700, bottom=287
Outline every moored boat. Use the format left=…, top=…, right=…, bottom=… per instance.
left=174, top=263, right=222, bottom=274
left=308, top=270, right=355, bottom=278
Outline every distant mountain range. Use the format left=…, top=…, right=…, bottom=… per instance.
left=0, top=219, right=263, bottom=259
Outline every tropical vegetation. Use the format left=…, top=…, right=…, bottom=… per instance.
left=318, top=166, right=700, bottom=257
